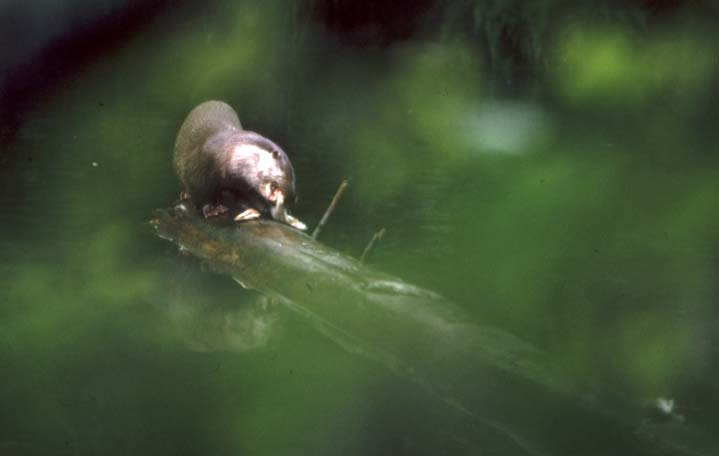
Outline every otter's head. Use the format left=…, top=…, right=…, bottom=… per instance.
left=226, top=131, right=306, bottom=230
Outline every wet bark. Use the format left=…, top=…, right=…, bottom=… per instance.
left=150, top=205, right=699, bottom=456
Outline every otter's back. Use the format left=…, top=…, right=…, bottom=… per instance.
left=173, top=100, right=243, bottom=188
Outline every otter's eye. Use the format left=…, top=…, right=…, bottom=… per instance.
left=271, top=150, right=280, bottom=160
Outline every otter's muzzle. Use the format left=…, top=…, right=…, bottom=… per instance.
left=270, top=192, right=307, bottom=231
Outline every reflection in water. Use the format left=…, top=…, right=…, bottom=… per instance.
left=459, top=101, right=550, bottom=155
left=162, top=259, right=281, bottom=352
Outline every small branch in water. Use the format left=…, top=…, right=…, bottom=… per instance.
left=312, top=179, right=349, bottom=240
left=360, top=228, right=386, bottom=264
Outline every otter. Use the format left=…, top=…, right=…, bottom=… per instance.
left=173, top=100, right=306, bottom=230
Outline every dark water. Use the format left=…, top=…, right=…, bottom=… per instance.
left=1, top=1, right=718, bottom=454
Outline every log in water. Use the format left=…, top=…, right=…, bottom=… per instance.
left=151, top=206, right=700, bottom=456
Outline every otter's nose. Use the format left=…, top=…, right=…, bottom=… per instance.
left=270, top=191, right=285, bottom=215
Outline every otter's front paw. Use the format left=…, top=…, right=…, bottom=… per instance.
left=285, top=214, right=307, bottom=231
left=234, top=208, right=262, bottom=222
left=202, top=204, right=229, bottom=218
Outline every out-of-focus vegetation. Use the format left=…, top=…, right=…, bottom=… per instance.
left=1, top=0, right=718, bottom=454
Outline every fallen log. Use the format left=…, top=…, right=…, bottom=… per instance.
left=150, top=205, right=701, bottom=456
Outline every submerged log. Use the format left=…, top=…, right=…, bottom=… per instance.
left=151, top=206, right=700, bottom=456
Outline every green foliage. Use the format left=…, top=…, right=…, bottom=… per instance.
left=2, top=0, right=718, bottom=453
left=553, top=26, right=715, bottom=110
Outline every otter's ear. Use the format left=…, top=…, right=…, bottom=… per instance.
left=271, top=150, right=280, bottom=160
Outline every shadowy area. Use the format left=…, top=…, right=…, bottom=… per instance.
left=311, top=0, right=434, bottom=45
left=0, top=0, right=179, bottom=150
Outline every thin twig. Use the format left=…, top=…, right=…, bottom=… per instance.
left=312, top=179, right=349, bottom=240
left=360, top=228, right=386, bottom=264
